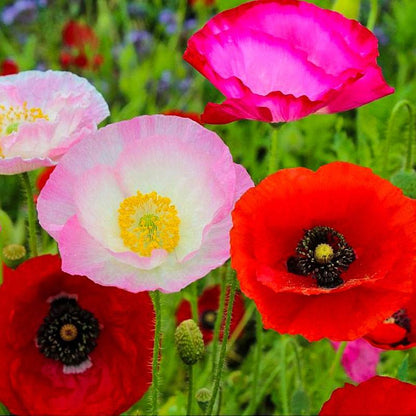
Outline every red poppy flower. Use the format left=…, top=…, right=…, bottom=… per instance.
left=163, top=110, right=202, bottom=125
left=184, top=0, right=393, bottom=124
left=62, top=21, right=99, bottom=50
left=0, top=255, right=154, bottom=416
left=364, top=296, right=416, bottom=350
left=230, top=162, right=416, bottom=341
left=0, top=58, right=19, bottom=76
left=176, top=285, right=245, bottom=343
left=60, top=21, right=103, bottom=71
left=320, top=376, right=416, bottom=415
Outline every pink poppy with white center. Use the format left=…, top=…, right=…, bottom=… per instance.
left=37, top=115, right=253, bottom=293
left=0, top=70, right=109, bottom=174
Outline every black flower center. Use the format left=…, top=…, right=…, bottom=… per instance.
left=37, top=297, right=100, bottom=366
left=200, top=309, right=217, bottom=330
left=387, top=309, right=412, bottom=346
left=287, top=226, right=355, bottom=289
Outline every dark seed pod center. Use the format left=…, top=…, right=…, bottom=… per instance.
left=287, top=226, right=355, bottom=289
left=200, top=309, right=217, bottom=330
left=37, top=297, right=100, bottom=367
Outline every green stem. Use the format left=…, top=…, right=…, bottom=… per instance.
left=382, top=100, right=415, bottom=177
left=187, top=364, right=194, bottom=416
left=245, top=308, right=263, bottom=415
left=329, top=341, right=347, bottom=376
left=268, top=125, right=280, bottom=174
left=207, top=273, right=238, bottom=416
left=288, top=339, right=303, bottom=386
left=190, top=282, right=199, bottom=323
left=151, top=290, right=162, bottom=416
left=280, top=337, right=290, bottom=415
left=366, top=0, right=378, bottom=31
left=21, top=172, right=38, bottom=257
left=227, top=301, right=256, bottom=351
left=211, top=266, right=228, bottom=375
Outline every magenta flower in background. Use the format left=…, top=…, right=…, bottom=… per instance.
left=37, top=115, right=253, bottom=293
left=0, top=70, right=109, bottom=174
left=184, top=0, right=394, bottom=124
left=332, top=339, right=382, bottom=383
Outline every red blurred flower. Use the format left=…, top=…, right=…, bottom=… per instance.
left=0, top=255, right=154, bottom=416
left=231, top=162, right=416, bottom=341
left=163, top=110, right=203, bottom=124
left=0, top=58, right=19, bottom=75
left=176, top=285, right=245, bottom=344
left=60, top=21, right=103, bottom=71
left=320, top=376, right=416, bottom=415
left=184, top=0, right=393, bottom=124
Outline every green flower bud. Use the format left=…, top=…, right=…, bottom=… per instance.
left=195, top=388, right=211, bottom=413
left=2, top=244, right=26, bottom=268
left=175, top=319, right=204, bottom=365
left=391, top=170, right=416, bottom=198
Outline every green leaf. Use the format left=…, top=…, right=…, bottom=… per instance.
left=291, top=388, right=310, bottom=415
left=397, top=354, right=409, bottom=382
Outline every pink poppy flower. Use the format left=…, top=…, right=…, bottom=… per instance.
left=184, top=0, right=394, bottom=124
left=0, top=70, right=109, bottom=174
left=37, top=115, right=253, bottom=293
left=332, top=339, right=382, bottom=383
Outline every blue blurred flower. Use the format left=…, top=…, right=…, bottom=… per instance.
left=127, top=30, right=154, bottom=56
left=1, top=0, right=46, bottom=25
left=158, top=9, right=177, bottom=35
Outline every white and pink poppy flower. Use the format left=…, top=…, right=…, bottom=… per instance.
left=0, top=70, right=109, bottom=174
left=37, top=115, right=253, bottom=293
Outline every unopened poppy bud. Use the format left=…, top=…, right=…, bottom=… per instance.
left=2, top=244, right=26, bottom=268
left=175, top=319, right=204, bottom=365
left=195, top=387, right=211, bottom=413
left=390, top=170, right=416, bottom=198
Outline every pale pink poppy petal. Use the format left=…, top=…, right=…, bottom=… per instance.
left=0, top=70, right=109, bottom=174
left=38, top=115, right=253, bottom=293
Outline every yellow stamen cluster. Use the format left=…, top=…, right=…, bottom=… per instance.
left=0, top=101, right=49, bottom=135
left=118, top=190, right=180, bottom=257
left=59, top=324, right=78, bottom=342
left=314, top=243, right=334, bottom=264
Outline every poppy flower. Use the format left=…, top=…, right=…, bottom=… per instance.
left=0, top=255, right=154, bottom=416
left=364, top=299, right=416, bottom=350
left=0, top=59, right=19, bottom=76
left=230, top=162, right=416, bottom=341
left=163, top=109, right=202, bottom=124
left=176, top=285, right=246, bottom=343
left=332, top=339, right=381, bottom=383
left=60, top=21, right=103, bottom=71
left=184, top=0, right=394, bottom=124
left=37, top=115, right=253, bottom=293
left=0, top=70, right=109, bottom=174
left=320, top=376, right=416, bottom=415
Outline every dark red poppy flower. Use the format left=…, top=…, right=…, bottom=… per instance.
left=184, top=0, right=393, bottom=124
left=320, top=376, right=416, bottom=415
left=231, top=162, right=416, bottom=341
left=176, top=285, right=245, bottom=344
left=60, top=21, right=103, bottom=71
left=0, top=255, right=154, bottom=416
left=163, top=110, right=203, bottom=124
left=364, top=296, right=416, bottom=350
left=0, top=58, right=19, bottom=76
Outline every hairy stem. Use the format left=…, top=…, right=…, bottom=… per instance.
left=21, top=172, right=38, bottom=257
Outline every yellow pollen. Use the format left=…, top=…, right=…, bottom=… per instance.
left=0, top=101, right=49, bottom=136
left=314, top=243, right=334, bottom=264
left=118, top=190, right=180, bottom=257
left=59, top=324, right=78, bottom=342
